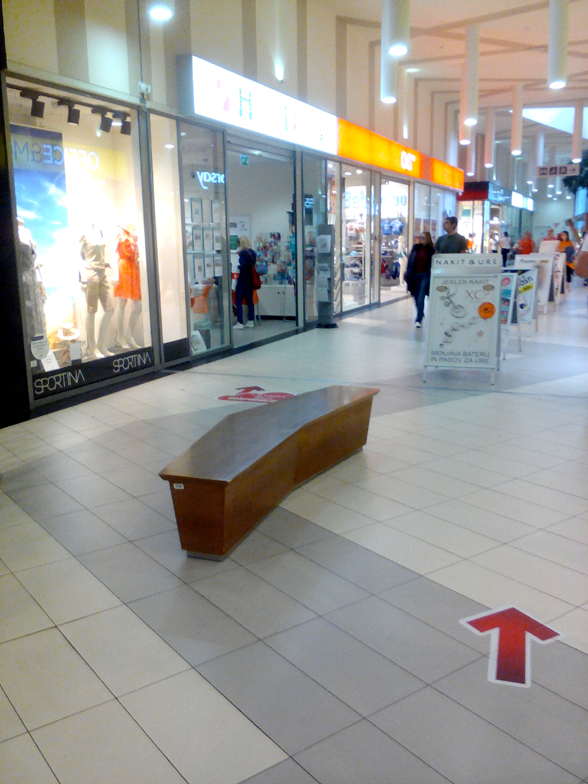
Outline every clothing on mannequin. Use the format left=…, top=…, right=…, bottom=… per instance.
left=113, top=225, right=142, bottom=349
left=17, top=217, right=47, bottom=344
left=79, top=225, right=114, bottom=359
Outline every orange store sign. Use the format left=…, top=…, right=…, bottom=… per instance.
left=337, top=119, right=463, bottom=191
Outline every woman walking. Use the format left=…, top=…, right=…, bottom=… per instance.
left=234, top=236, right=257, bottom=329
left=404, top=231, right=435, bottom=328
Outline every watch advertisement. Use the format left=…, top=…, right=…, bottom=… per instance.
left=425, top=269, right=501, bottom=370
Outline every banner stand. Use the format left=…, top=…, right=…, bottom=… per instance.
left=499, top=271, right=520, bottom=360
left=424, top=254, right=502, bottom=386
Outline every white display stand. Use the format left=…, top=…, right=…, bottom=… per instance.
left=512, top=253, right=555, bottom=314
left=515, top=268, right=539, bottom=332
left=552, top=253, right=566, bottom=309
left=499, top=271, right=520, bottom=359
left=424, top=255, right=502, bottom=384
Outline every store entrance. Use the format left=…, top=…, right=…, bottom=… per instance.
left=380, top=178, right=409, bottom=303
left=226, top=138, right=297, bottom=347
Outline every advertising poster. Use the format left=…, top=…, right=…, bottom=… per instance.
left=500, top=272, right=517, bottom=327
left=425, top=270, right=501, bottom=371
left=513, top=253, right=555, bottom=310
left=516, top=268, right=538, bottom=324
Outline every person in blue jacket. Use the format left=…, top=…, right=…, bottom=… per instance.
left=404, top=231, right=435, bottom=328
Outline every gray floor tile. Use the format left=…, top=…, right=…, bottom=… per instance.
left=6, top=484, right=84, bottom=520
left=266, top=617, right=424, bottom=716
left=129, top=585, right=255, bottom=666
left=137, top=489, right=176, bottom=521
left=0, top=465, right=50, bottom=492
left=56, top=476, right=131, bottom=508
left=91, top=498, right=176, bottom=539
left=193, top=566, right=316, bottom=638
left=379, top=576, right=490, bottom=653
left=258, top=508, right=335, bottom=548
left=198, top=641, right=360, bottom=755
left=326, top=596, right=481, bottom=682
left=434, top=657, right=588, bottom=779
left=241, top=758, right=317, bottom=784
left=79, top=543, right=182, bottom=602
left=247, top=552, right=369, bottom=615
left=30, top=453, right=93, bottom=482
left=294, top=720, right=449, bottom=784
left=532, top=641, right=588, bottom=711
left=100, top=464, right=162, bottom=497
left=38, top=509, right=127, bottom=555
left=230, top=531, right=290, bottom=565
left=63, top=441, right=132, bottom=472
left=372, top=687, right=580, bottom=784
left=295, top=535, right=418, bottom=593
left=135, top=530, right=239, bottom=582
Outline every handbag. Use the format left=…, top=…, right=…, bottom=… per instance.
left=252, top=266, right=262, bottom=290
left=574, top=250, right=588, bottom=279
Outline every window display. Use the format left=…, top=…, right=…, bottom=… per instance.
left=179, top=122, right=229, bottom=355
left=342, top=168, right=370, bottom=311
left=302, top=155, right=327, bottom=323
left=8, top=81, right=152, bottom=397
left=327, top=161, right=343, bottom=314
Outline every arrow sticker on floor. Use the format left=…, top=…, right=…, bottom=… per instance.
left=461, top=606, right=562, bottom=687
left=218, top=387, right=295, bottom=403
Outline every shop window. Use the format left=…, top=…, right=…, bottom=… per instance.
left=380, top=178, right=409, bottom=302
left=150, top=114, right=187, bottom=360
left=371, top=173, right=381, bottom=304
left=179, top=122, right=230, bottom=355
left=414, top=183, right=431, bottom=240
left=342, top=167, right=370, bottom=311
left=301, top=155, right=327, bottom=323
left=7, top=80, right=152, bottom=399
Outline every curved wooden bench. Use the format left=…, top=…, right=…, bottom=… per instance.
left=159, top=385, right=379, bottom=559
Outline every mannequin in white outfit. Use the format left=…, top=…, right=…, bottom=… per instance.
left=79, top=225, right=114, bottom=359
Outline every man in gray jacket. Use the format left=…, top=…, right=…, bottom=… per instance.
left=434, top=217, right=468, bottom=254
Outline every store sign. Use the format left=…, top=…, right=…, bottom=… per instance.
left=511, top=191, right=524, bottom=208
left=195, top=170, right=225, bottom=189
left=187, top=56, right=338, bottom=155
left=433, top=253, right=501, bottom=269
left=32, top=349, right=154, bottom=399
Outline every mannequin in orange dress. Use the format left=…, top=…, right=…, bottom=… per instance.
left=113, top=226, right=142, bottom=349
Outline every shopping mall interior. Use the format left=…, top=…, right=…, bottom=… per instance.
left=1, top=1, right=588, bottom=782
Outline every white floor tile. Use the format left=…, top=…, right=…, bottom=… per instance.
left=310, top=483, right=413, bottom=521
left=16, top=559, right=121, bottom=625
left=32, top=700, right=186, bottom=784
left=458, top=488, right=570, bottom=528
left=0, top=628, right=112, bottom=730
left=388, top=466, right=480, bottom=499
left=550, top=607, right=588, bottom=655
left=0, top=686, right=26, bottom=742
left=387, top=510, right=500, bottom=558
left=491, top=479, right=588, bottom=517
left=280, top=489, right=377, bottom=534
left=60, top=605, right=190, bottom=696
left=0, top=574, right=53, bottom=643
left=0, top=733, right=59, bottom=783
left=547, top=516, right=588, bottom=546
left=0, top=523, right=71, bottom=572
left=354, top=472, right=449, bottom=509
left=512, top=530, right=588, bottom=575
left=424, top=498, right=536, bottom=542
left=120, top=670, right=287, bottom=784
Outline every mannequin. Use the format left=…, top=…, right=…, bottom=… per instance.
left=113, top=225, right=142, bottom=349
left=79, top=225, right=114, bottom=358
left=17, top=217, right=47, bottom=343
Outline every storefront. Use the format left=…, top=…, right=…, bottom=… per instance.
left=457, top=182, right=533, bottom=254
left=3, top=54, right=463, bottom=419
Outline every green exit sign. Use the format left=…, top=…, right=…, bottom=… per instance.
left=240, top=155, right=249, bottom=166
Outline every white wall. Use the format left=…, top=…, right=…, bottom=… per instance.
left=533, top=197, right=575, bottom=239
left=226, top=153, right=294, bottom=242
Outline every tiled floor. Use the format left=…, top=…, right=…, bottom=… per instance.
left=1, top=283, right=588, bottom=782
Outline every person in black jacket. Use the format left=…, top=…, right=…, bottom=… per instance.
left=404, top=231, right=434, bottom=328
left=234, top=236, right=256, bottom=329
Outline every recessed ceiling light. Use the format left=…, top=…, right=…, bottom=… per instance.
left=405, top=68, right=419, bottom=73
left=165, top=143, right=175, bottom=149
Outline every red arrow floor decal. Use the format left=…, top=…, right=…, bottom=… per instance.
left=461, top=606, right=562, bottom=687
left=218, top=387, right=295, bottom=403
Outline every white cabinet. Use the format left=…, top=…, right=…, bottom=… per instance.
left=257, top=285, right=296, bottom=318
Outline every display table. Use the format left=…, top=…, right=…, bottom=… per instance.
left=159, top=385, right=379, bottom=559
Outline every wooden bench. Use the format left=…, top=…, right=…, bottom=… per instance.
left=159, top=385, right=379, bottom=559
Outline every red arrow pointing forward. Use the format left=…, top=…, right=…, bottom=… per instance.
left=235, top=386, right=265, bottom=392
left=461, top=606, right=562, bottom=687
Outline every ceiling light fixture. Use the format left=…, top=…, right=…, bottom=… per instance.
left=572, top=100, right=583, bottom=162
left=548, top=0, right=568, bottom=89
left=384, top=0, right=410, bottom=58
left=21, top=90, right=45, bottom=118
left=461, top=25, right=480, bottom=127
left=58, top=99, right=80, bottom=125
left=148, top=1, right=174, bottom=21
left=466, top=130, right=476, bottom=176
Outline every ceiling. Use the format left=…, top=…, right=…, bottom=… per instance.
left=338, top=0, right=588, bottom=177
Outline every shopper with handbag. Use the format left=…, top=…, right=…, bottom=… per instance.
left=234, top=236, right=257, bottom=329
left=565, top=215, right=588, bottom=284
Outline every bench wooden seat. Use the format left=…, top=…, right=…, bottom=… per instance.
left=159, top=385, right=379, bottom=559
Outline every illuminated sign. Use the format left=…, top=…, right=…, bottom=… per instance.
left=511, top=191, right=524, bottom=208
left=189, top=56, right=338, bottom=155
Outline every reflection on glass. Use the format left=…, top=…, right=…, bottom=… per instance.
left=301, top=155, right=326, bottom=323
left=414, top=183, right=430, bottom=239
left=8, top=80, right=150, bottom=375
left=179, top=122, right=229, bottom=355
left=342, top=168, right=370, bottom=311
left=327, top=160, right=342, bottom=314
left=380, top=178, right=409, bottom=303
